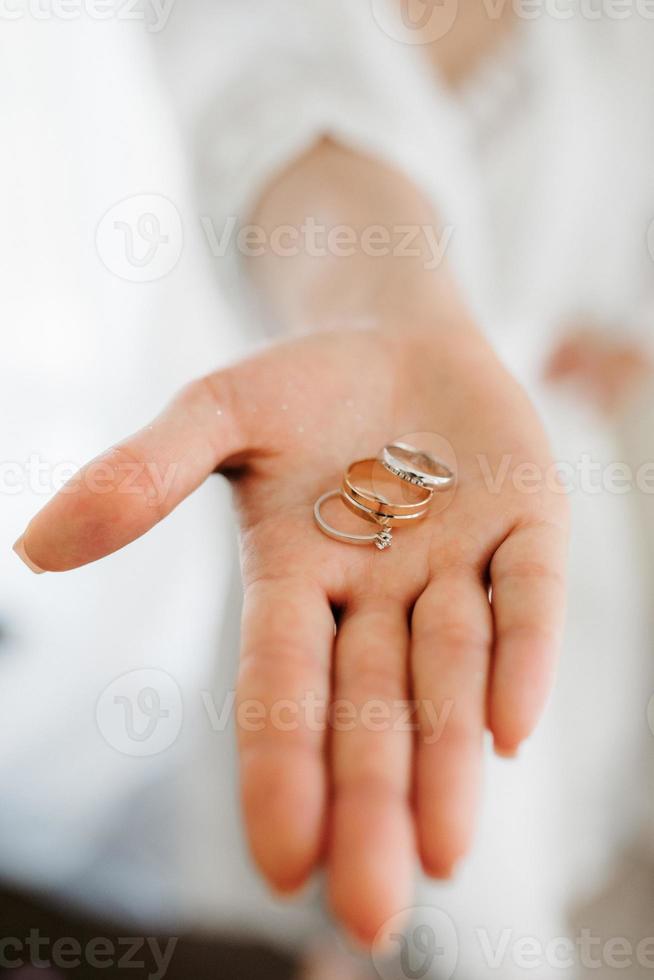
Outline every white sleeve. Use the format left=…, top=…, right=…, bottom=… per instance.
left=202, top=3, right=459, bottom=212
left=169, top=0, right=482, bottom=298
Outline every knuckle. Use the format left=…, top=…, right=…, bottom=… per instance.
left=433, top=620, right=488, bottom=653
left=175, top=373, right=216, bottom=409
left=107, top=444, right=169, bottom=522
left=500, top=621, right=559, bottom=652
left=176, top=370, right=244, bottom=444
left=341, top=661, right=403, bottom=701
left=415, top=618, right=489, bottom=660
left=334, top=770, right=405, bottom=804
left=493, top=560, right=566, bottom=590
left=238, top=641, right=324, bottom=684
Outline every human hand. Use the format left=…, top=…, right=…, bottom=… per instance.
left=15, top=320, right=568, bottom=944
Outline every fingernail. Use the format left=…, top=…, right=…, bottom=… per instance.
left=269, top=874, right=309, bottom=899
left=424, top=859, right=459, bottom=881
left=494, top=744, right=519, bottom=759
left=13, top=535, right=45, bottom=574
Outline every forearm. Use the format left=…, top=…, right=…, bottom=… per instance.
left=247, top=139, right=474, bottom=335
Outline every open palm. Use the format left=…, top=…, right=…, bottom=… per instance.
left=18, top=323, right=568, bottom=943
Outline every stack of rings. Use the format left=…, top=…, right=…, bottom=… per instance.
left=314, top=442, right=455, bottom=551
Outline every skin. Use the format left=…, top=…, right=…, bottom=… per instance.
left=545, top=326, right=652, bottom=417
left=418, top=0, right=517, bottom=87
left=15, top=143, right=569, bottom=944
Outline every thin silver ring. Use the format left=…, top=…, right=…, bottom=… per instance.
left=380, top=442, right=455, bottom=490
left=314, top=490, right=392, bottom=550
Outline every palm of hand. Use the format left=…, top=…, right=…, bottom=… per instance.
left=218, top=328, right=566, bottom=940
left=20, top=325, right=567, bottom=944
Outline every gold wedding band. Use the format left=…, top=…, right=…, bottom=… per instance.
left=342, top=458, right=433, bottom=523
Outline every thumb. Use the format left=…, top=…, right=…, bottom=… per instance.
left=14, top=371, right=247, bottom=573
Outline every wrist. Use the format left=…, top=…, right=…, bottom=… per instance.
left=302, top=264, right=483, bottom=353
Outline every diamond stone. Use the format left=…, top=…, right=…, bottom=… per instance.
left=375, top=529, right=393, bottom=551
